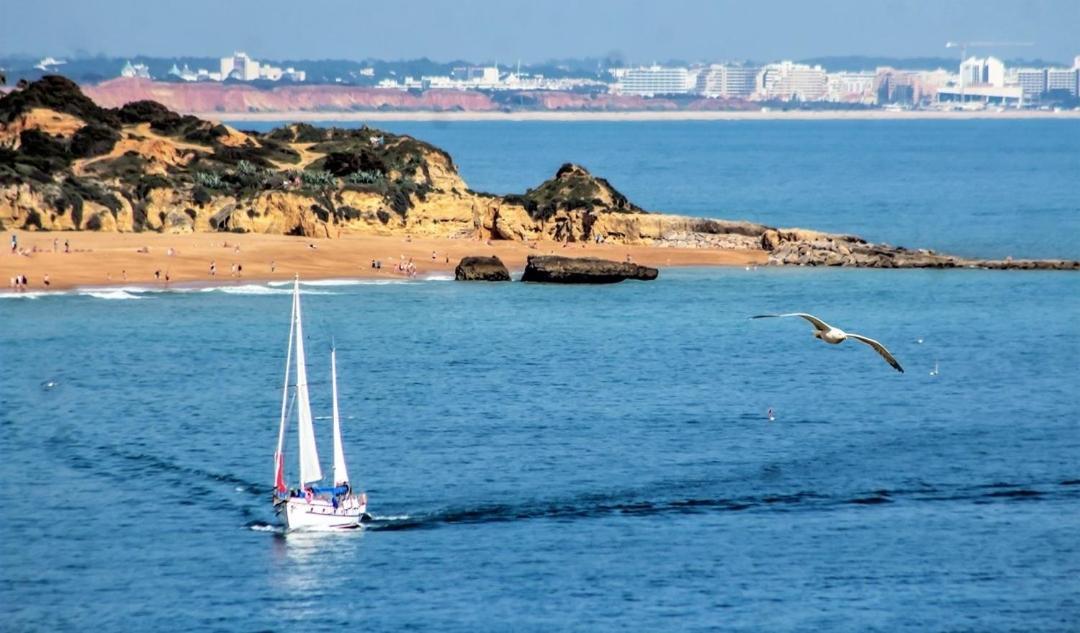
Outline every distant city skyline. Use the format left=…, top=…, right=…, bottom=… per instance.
left=3, top=0, right=1078, bottom=64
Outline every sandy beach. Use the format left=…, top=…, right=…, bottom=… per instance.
left=199, top=109, right=1080, bottom=123
left=1, top=230, right=765, bottom=293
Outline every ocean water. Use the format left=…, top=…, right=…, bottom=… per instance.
left=238, top=119, right=1080, bottom=260
left=3, top=122, right=1080, bottom=632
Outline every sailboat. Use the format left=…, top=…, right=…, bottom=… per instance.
left=273, top=277, right=367, bottom=530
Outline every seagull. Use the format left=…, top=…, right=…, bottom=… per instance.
left=751, top=313, right=904, bottom=373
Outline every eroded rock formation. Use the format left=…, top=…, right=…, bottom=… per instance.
left=455, top=256, right=511, bottom=281
left=520, top=255, right=659, bottom=284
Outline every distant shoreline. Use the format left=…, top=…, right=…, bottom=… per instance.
left=204, top=109, right=1080, bottom=123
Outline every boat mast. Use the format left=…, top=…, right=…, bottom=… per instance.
left=293, top=277, right=323, bottom=487
left=330, top=345, right=350, bottom=487
left=273, top=277, right=298, bottom=493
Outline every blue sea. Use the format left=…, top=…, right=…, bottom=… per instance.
left=2, top=121, right=1079, bottom=632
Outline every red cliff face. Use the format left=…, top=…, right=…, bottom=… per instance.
left=513, top=91, right=678, bottom=111
left=84, top=78, right=498, bottom=113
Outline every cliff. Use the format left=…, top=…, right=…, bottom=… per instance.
left=1, top=77, right=1076, bottom=271
left=82, top=79, right=734, bottom=115
left=84, top=78, right=499, bottom=113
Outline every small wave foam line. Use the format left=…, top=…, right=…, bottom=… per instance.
left=199, top=284, right=337, bottom=296
left=0, top=290, right=59, bottom=299
left=80, top=289, right=143, bottom=300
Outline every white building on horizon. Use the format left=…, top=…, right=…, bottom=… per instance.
left=825, top=71, right=877, bottom=104
left=696, top=64, right=759, bottom=98
left=959, top=56, right=1005, bottom=88
left=1016, top=68, right=1047, bottom=99
left=614, top=66, right=692, bottom=96
left=221, top=52, right=260, bottom=81
left=1046, top=67, right=1078, bottom=96
left=756, top=61, right=827, bottom=101
left=120, top=60, right=152, bottom=79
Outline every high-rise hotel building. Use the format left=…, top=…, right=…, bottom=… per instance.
left=756, top=61, right=828, bottom=101
left=696, top=64, right=760, bottom=98
left=616, top=66, right=692, bottom=96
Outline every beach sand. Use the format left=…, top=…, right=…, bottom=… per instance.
left=1, top=230, right=766, bottom=293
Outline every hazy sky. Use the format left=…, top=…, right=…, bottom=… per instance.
left=4, top=0, right=1078, bottom=63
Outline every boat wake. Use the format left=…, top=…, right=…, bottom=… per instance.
left=363, top=479, right=1080, bottom=533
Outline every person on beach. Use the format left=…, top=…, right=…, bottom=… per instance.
left=53, top=238, right=58, bottom=252
left=237, top=264, right=243, bottom=277
left=210, top=261, right=216, bottom=276
left=230, top=263, right=237, bottom=277
left=431, top=250, right=437, bottom=260
left=270, top=260, right=276, bottom=273
left=154, top=270, right=161, bottom=281
left=43, top=273, right=50, bottom=287
left=64, top=239, right=70, bottom=253
left=164, top=271, right=170, bottom=283
left=10, top=234, right=17, bottom=254
left=121, top=270, right=127, bottom=281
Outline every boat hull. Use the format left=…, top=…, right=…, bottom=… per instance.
left=280, top=495, right=366, bottom=531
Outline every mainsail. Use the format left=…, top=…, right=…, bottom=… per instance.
left=273, top=286, right=297, bottom=494
left=293, top=278, right=323, bottom=485
left=330, top=347, right=350, bottom=486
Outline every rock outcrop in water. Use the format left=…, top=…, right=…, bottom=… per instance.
left=454, top=256, right=511, bottom=281
left=1, top=76, right=1077, bottom=271
left=520, top=255, right=659, bottom=284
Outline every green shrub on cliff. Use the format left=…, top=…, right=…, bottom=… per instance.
left=345, top=170, right=384, bottom=185
left=0, top=75, right=118, bottom=126
left=194, top=171, right=226, bottom=189
left=512, top=163, right=641, bottom=221
left=299, top=170, right=338, bottom=189
left=70, top=124, right=120, bottom=158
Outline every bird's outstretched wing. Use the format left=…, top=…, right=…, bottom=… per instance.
left=847, top=334, right=904, bottom=373
left=752, top=313, right=832, bottom=333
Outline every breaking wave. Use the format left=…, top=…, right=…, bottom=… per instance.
left=81, top=289, right=144, bottom=300
left=200, top=284, right=336, bottom=296
left=1, top=291, right=57, bottom=299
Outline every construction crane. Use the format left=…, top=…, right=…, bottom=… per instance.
left=945, top=41, right=1034, bottom=101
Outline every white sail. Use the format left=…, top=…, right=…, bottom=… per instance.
left=273, top=285, right=297, bottom=492
left=330, top=347, right=350, bottom=486
left=293, top=279, right=323, bottom=485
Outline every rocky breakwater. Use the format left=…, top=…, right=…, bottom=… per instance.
left=454, top=256, right=510, bottom=281
left=520, top=255, right=658, bottom=284
left=760, top=229, right=1080, bottom=270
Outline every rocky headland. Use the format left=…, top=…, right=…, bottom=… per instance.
left=2, top=76, right=1076, bottom=272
